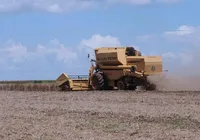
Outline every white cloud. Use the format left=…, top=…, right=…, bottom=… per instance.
left=0, top=39, right=80, bottom=79
left=162, top=52, right=176, bottom=60
left=162, top=51, right=193, bottom=65
left=163, top=25, right=200, bottom=46
left=164, top=25, right=196, bottom=36
left=0, top=0, right=97, bottom=13
left=0, top=34, right=124, bottom=76
left=161, top=25, right=200, bottom=75
left=80, top=34, right=121, bottom=49
left=106, top=0, right=151, bottom=5
left=155, top=0, right=182, bottom=3
left=78, top=34, right=121, bottom=58
left=0, top=39, right=77, bottom=65
left=0, top=41, right=28, bottom=63
left=35, top=41, right=78, bottom=63
left=52, top=45, right=77, bottom=63
left=0, top=0, right=182, bottom=13
left=7, top=44, right=28, bottom=63
left=0, top=34, right=126, bottom=79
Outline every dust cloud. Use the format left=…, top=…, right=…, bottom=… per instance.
left=149, top=74, right=200, bottom=91
left=149, top=47, right=200, bottom=91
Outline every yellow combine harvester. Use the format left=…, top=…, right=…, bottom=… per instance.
left=56, top=46, right=163, bottom=91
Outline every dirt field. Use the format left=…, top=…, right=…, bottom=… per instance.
left=0, top=90, right=200, bottom=140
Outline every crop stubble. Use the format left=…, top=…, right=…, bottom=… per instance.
left=0, top=83, right=58, bottom=92
left=0, top=90, right=200, bottom=140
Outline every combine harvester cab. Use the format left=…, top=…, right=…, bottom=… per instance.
left=56, top=46, right=164, bottom=91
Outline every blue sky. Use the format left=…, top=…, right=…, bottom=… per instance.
left=0, top=0, right=199, bottom=80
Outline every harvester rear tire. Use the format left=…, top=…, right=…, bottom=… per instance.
left=91, top=72, right=106, bottom=90
left=117, top=80, right=126, bottom=90
left=128, top=85, right=137, bottom=90
left=145, top=83, right=156, bottom=91
left=143, top=80, right=157, bottom=91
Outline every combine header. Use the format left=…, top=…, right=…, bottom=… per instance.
left=56, top=46, right=163, bottom=91
left=56, top=74, right=89, bottom=91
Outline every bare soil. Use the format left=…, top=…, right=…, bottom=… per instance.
left=0, top=90, right=200, bottom=140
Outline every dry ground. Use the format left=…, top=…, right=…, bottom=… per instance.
left=0, top=90, right=200, bottom=140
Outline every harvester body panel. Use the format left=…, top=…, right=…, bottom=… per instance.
left=94, top=47, right=162, bottom=75
left=95, top=47, right=126, bottom=65
left=126, top=56, right=163, bottom=75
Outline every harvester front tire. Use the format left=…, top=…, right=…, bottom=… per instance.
left=91, top=72, right=106, bottom=90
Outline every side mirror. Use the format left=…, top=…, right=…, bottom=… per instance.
left=88, top=54, right=90, bottom=58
